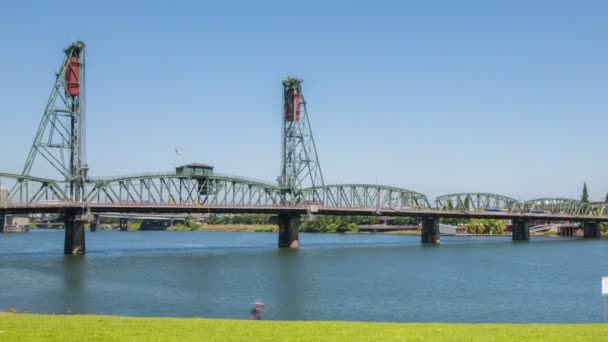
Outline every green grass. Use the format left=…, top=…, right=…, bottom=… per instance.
left=0, top=313, right=607, bottom=341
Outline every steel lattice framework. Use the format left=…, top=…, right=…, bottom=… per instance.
left=279, top=77, right=324, bottom=203
left=435, top=193, right=520, bottom=212
left=0, top=173, right=69, bottom=204
left=22, top=41, right=87, bottom=201
left=3, top=41, right=608, bottom=223
left=302, top=184, right=430, bottom=210
left=523, top=198, right=592, bottom=216
left=84, top=173, right=282, bottom=206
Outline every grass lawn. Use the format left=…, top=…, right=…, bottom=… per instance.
left=0, top=313, right=607, bottom=341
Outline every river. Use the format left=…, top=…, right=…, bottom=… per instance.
left=0, top=230, right=606, bottom=322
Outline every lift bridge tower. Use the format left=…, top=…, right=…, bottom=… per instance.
left=278, top=77, right=324, bottom=202
left=22, top=41, right=88, bottom=202
left=276, top=77, right=324, bottom=248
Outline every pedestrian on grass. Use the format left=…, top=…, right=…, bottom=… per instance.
left=250, top=301, right=264, bottom=320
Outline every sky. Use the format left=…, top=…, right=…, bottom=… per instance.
left=0, top=1, right=607, bottom=201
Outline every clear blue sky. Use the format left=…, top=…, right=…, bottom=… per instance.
left=1, top=1, right=607, bottom=201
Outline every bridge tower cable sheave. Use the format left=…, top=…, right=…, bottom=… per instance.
left=278, top=77, right=324, bottom=204
left=21, top=41, right=88, bottom=202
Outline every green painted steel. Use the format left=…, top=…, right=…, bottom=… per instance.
left=524, top=198, right=592, bottom=216
left=435, top=193, right=520, bottom=212
left=302, top=184, right=430, bottom=210
left=4, top=42, right=608, bottom=222
left=83, top=173, right=282, bottom=207
left=21, top=41, right=87, bottom=202
left=0, top=173, right=69, bottom=204
left=278, top=77, right=324, bottom=203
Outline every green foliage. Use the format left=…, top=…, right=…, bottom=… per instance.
left=347, top=223, right=358, bottom=233
left=168, top=218, right=202, bottom=231
left=464, top=219, right=506, bottom=234
left=581, top=182, right=589, bottom=204
left=447, top=200, right=454, bottom=210
left=463, top=196, right=471, bottom=210
left=127, top=221, right=142, bottom=230
left=393, top=217, right=406, bottom=225
left=207, top=214, right=271, bottom=225
left=440, top=218, right=470, bottom=226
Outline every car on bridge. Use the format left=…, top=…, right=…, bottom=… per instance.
left=529, top=209, right=546, bottom=214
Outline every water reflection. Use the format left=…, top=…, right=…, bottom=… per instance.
left=61, top=255, right=87, bottom=314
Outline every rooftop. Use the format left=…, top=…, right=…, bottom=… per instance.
left=177, top=163, right=214, bottom=169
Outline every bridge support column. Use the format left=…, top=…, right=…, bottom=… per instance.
left=512, top=219, right=530, bottom=241
left=583, top=222, right=600, bottom=238
left=278, top=213, right=300, bottom=248
left=421, top=217, right=440, bottom=244
left=90, top=214, right=99, bottom=232
left=64, top=213, right=85, bottom=255
left=119, top=218, right=128, bottom=231
left=0, top=214, right=4, bottom=233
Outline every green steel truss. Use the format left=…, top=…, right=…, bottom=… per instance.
left=279, top=77, right=324, bottom=203
left=0, top=173, right=70, bottom=204
left=4, top=42, right=608, bottom=221
left=435, top=193, right=520, bottom=212
left=22, top=41, right=87, bottom=201
left=84, top=173, right=282, bottom=206
left=302, top=184, right=431, bottom=210
left=4, top=169, right=608, bottom=219
left=523, top=198, right=592, bottom=216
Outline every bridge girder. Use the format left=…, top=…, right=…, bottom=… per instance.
left=301, top=184, right=431, bottom=210
left=434, top=193, right=520, bottom=212
left=524, top=198, right=592, bottom=216
left=84, top=173, right=282, bottom=207
left=0, top=173, right=69, bottom=204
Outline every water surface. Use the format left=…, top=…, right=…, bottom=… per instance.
left=0, top=230, right=606, bottom=322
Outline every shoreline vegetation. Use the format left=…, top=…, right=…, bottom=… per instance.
left=0, top=313, right=607, bottom=341
left=29, top=213, right=608, bottom=236
left=30, top=214, right=608, bottom=237
left=119, top=214, right=608, bottom=237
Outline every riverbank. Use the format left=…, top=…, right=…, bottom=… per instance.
left=0, top=313, right=605, bottom=341
left=197, top=224, right=278, bottom=232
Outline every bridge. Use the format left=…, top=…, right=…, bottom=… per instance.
left=0, top=41, right=606, bottom=254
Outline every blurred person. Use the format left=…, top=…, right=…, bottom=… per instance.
left=250, top=301, right=264, bottom=320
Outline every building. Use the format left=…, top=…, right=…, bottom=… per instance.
left=4, top=214, right=30, bottom=228
left=175, top=163, right=214, bottom=177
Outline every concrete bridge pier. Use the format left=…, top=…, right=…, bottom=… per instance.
left=278, top=213, right=300, bottom=248
left=512, top=219, right=530, bottom=241
left=90, top=214, right=99, bottom=232
left=0, top=214, right=4, bottom=233
left=421, top=217, right=440, bottom=244
left=64, top=213, right=86, bottom=254
left=583, top=221, right=600, bottom=238
left=119, top=218, right=128, bottom=231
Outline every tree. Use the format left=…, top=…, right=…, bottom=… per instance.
left=605, top=192, right=608, bottom=203
left=347, top=223, right=358, bottom=233
left=393, top=217, right=406, bottom=226
left=581, top=182, right=590, bottom=204
left=463, top=196, right=471, bottom=210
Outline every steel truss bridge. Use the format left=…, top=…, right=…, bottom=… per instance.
left=2, top=173, right=607, bottom=220
left=0, top=41, right=606, bottom=253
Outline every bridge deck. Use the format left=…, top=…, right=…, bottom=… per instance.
left=1, top=203, right=607, bottom=222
